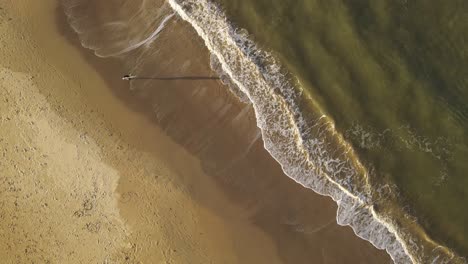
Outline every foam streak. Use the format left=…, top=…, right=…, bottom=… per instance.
left=104, top=12, right=175, bottom=57
left=166, top=0, right=462, bottom=263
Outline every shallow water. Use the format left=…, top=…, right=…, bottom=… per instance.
left=61, top=0, right=468, bottom=262
left=213, top=0, right=468, bottom=260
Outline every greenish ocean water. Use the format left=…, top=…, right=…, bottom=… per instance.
left=62, top=0, right=468, bottom=261
left=213, top=0, right=468, bottom=260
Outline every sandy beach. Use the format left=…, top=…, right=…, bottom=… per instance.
left=0, top=0, right=392, bottom=263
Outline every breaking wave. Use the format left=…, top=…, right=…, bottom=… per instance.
left=166, top=1, right=465, bottom=263
left=62, top=0, right=465, bottom=263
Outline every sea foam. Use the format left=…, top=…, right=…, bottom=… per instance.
left=61, top=0, right=465, bottom=262
left=166, top=0, right=464, bottom=263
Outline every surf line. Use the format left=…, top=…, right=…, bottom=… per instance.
left=165, top=1, right=464, bottom=263
left=165, top=0, right=416, bottom=263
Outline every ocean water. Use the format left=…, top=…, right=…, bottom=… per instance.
left=208, top=0, right=468, bottom=262
left=62, top=0, right=468, bottom=263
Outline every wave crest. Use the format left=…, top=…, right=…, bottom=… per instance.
left=61, top=0, right=465, bottom=262
left=167, top=0, right=464, bottom=263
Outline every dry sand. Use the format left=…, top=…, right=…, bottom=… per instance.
left=0, top=0, right=392, bottom=263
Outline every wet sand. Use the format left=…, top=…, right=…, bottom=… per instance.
left=0, top=0, right=392, bottom=263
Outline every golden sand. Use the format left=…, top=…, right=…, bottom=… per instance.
left=0, top=0, right=391, bottom=263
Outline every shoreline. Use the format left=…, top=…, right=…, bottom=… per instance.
left=209, top=0, right=468, bottom=261
left=1, top=0, right=392, bottom=263
left=2, top=1, right=283, bottom=262
left=166, top=0, right=464, bottom=263
left=167, top=0, right=410, bottom=262
left=63, top=0, right=393, bottom=261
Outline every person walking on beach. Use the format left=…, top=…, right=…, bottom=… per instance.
left=122, top=74, right=136, bottom=81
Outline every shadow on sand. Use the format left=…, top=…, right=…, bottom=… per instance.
left=128, top=76, right=220, bottom=80
left=55, top=4, right=392, bottom=264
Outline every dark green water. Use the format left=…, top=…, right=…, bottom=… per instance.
left=213, top=0, right=468, bottom=258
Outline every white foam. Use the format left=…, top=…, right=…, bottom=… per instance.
left=61, top=0, right=464, bottom=262
left=166, top=0, right=464, bottom=263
